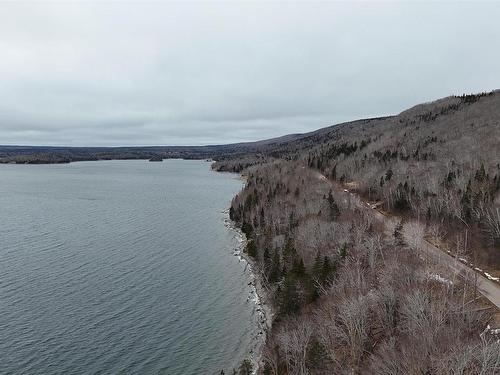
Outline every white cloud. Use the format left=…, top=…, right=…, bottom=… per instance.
left=0, top=1, right=499, bottom=146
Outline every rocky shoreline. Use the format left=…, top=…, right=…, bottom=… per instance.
left=223, top=210, right=274, bottom=374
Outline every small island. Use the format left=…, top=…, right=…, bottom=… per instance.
left=148, top=155, right=163, bottom=162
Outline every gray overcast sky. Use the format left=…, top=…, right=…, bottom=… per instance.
left=1, top=1, right=499, bottom=146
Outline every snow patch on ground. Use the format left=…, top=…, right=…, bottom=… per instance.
left=484, top=272, right=500, bottom=282
left=481, top=325, right=500, bottom=343
left=428, top=273, right=453, bottom=286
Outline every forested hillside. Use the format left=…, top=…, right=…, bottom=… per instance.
left=215, top=91, right=500, bottom=269
left=301, top=92, right=500, bottom=266
left=214, top=91, right=500, bottom=374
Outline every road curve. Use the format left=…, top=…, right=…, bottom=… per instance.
left=318, top=171, right=500, bottom=311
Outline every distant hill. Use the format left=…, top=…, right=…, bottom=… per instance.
left=3, top=90, right=498, bottom=166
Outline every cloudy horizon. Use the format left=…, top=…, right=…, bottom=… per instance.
left=1, top=1, right=499, bottom=147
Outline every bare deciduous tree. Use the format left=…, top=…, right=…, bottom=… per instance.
left=404, top=220, right=426, bottom=251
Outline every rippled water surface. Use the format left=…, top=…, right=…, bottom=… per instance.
left=0, top=160, right=256, bottom=374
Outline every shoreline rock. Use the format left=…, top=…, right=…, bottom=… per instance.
left=223, top=208, right=274, bottom=374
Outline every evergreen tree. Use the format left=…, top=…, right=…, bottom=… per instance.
left=321, top=256, right=333, bottom=282
left=279, top=276, right=300, bottom=315
left=461, top=179, right=472, bottom=222
left=394, top=182, right=410, bottom=211
left=312, top=251, right=323, bottom=279
left=288, top=212, right=297, bottom=229
left=263, top=247, right=271, bottom=273
left=241, top=221, right=253, bottom=237
left=339, top=243, right=348, bottom=259
left=269, top=248, right=281, bottom=282
left=475, top=163, right=487, bottom=182
left=445, top=170, right=456, bottom=187
left=306, top=339, right=328, bottom=370
left=327, top=190, right=340, bottom=220
left=393, top=219, right=404, bottom=245
left=385, top=168, right=393, bottom=181
left=283, top=238, right=297, bottom=269
left=327, top=190, right=334, bottom=206
left=282, top=263, right=287, bottom=278
left=292, top=257, right=306, bottom=277
left=246, top=240, right=258, bottom=258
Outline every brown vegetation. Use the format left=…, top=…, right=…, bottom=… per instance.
left=215, top=92, right=500, bottom=373
left=217, top=90, right=500, bottom=272
left=223, top=160, right=499, bottom=374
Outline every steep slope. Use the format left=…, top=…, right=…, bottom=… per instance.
left=217, top=90, right=500, bottom=267
left=214, top=90, right=500, bottom=374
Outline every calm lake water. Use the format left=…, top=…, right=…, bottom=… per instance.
left=0, top=160, right=257, bottom=374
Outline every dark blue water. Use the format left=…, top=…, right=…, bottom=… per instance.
left=0, top=160, right=257, bottom=374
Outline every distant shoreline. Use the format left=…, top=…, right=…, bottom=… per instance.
left=0, top=157, right=212, bottom=165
